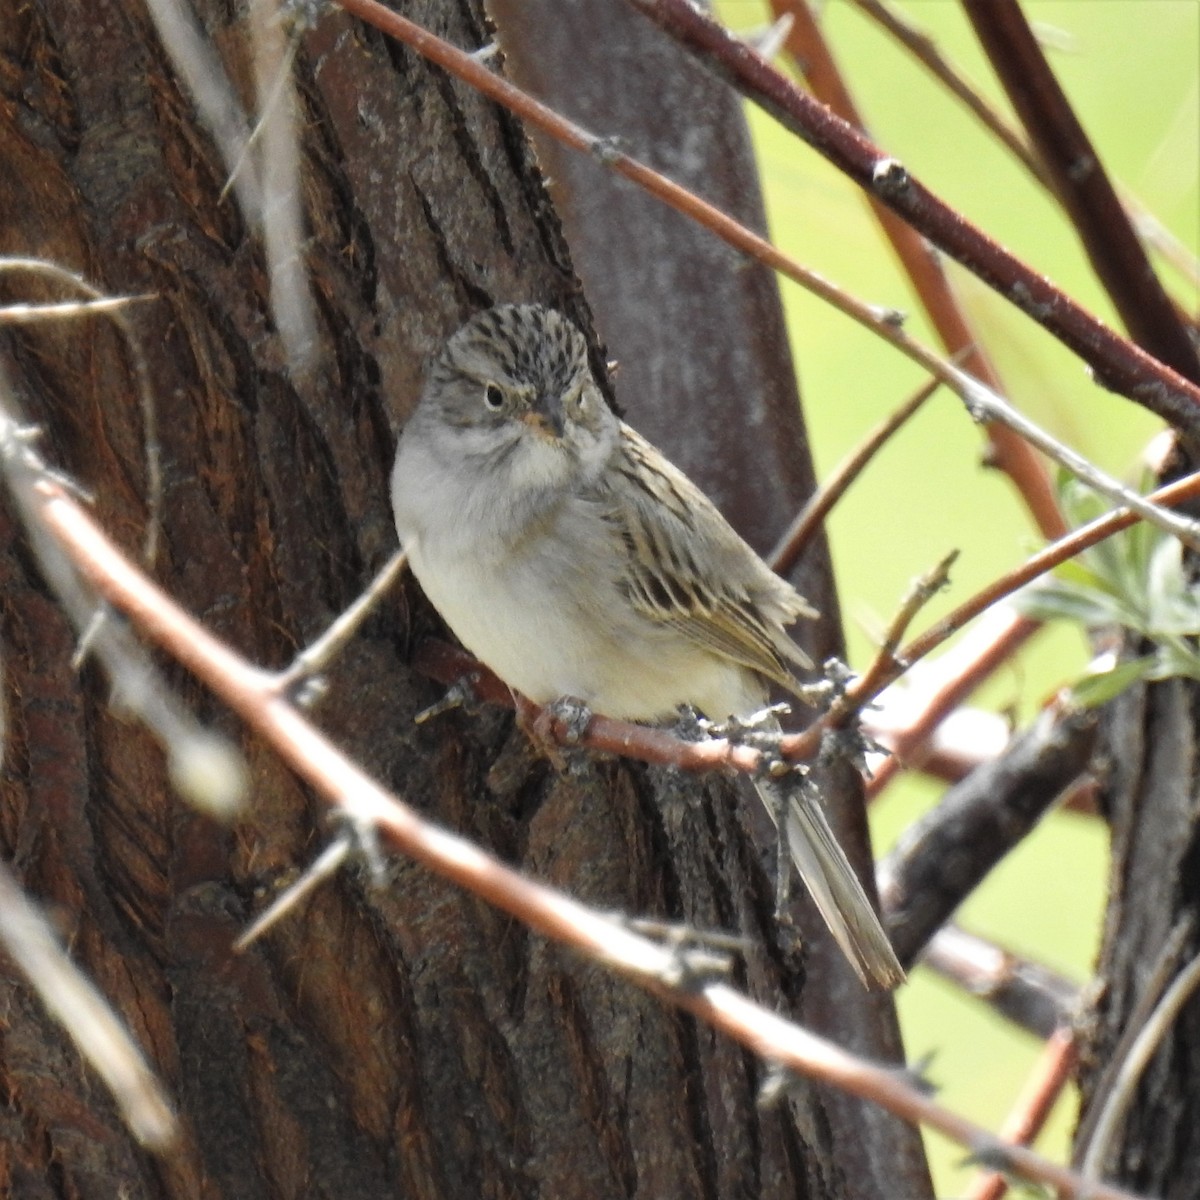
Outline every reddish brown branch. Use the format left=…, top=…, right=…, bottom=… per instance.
left=863, top=610, right=1039, bottom=797
left=412, top=639, right=765, bottom=774
left=924, top=926, right=1078, bottom=1042
left=767, top=0, right=1063, bottom=538
left=963, top=0, right=1200, bottom=384
left=622, top=0, right=1200, bottom=437
left=843, top=0, right=1052, bottom=188
left=966, top=1027, right=1078, bottom=1200
left=879, top=698, right=1097, bottom=966
left=861, top=467, right=1200, bottom=791
left=768, top=373, right=944, bottom=574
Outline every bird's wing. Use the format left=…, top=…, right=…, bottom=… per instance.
left=605, top=425, right=815, bottom=692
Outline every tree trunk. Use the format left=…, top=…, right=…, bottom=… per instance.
left=0, top=1, right=923, bottom=1196
left=1079, top=663, right=1200, bottom=1196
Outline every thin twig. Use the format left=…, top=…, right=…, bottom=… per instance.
left=966, top=1027, right=1078, bottom=1200
left=0, top=295, right=152, bottom=323
left=768, top=372, right=945, bottom=574
left=963, top=0, right=1200, bottom=383
left=1074, top=916, right=1197, bottom=1167
left=923, top=925, right=1078, bottom=1042
left=620, top=0, right=1200, bottom=436
left=867, top=551, right=959, bottom=674
left=765, top=0, right=1062, bottom=539
left=218, top=21, right=302, bottom=204
left=0, top=258, right=162, bottom=567
left=1080, top=945, right=1200, bottom=1181
left=0, top=861, right=178, bottom=1151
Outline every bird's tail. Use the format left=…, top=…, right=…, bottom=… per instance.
left=755, top=775, right=905, bottom=990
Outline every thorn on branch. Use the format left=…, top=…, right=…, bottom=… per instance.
left=271, top=549, right=408, bottom=704
left=870, top=156, right=911, bottom=198
left=234, top=833, right=353, bottom=951
left=589, top=134, right=627, bottom=164
left=756, top=1060, right=795, bottom=1109
left=323, top=810, right=388, bottom=890
left=903, top=1051, right=940, bottom=1097
left=744, top=13, right=794, bottom=62
left=469, top=40, right=501, bottom=64
left=872, top=304, right=908, bottom=328
left=414, top=676, right=479, bottom=724
left=622, top=915, right=741, bottom=990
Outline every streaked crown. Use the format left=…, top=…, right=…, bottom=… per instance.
left=430, top=304, right=590, bottom=397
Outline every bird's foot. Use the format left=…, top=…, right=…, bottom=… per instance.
left=516, top=694, right=594, bottom=770
left=687, top=702, right=793, bottom=751
left=819, top=723, right=887, bottom=777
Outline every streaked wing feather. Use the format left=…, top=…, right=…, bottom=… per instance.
left=610, top=426, right=813, bottom=691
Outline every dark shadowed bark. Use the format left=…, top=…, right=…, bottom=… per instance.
left=0, top=1, right=924, bottom=1197
left=1079, top=666, right=1200, bottom=1196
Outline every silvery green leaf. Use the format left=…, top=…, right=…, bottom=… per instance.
left=1058, top=473, right=1107, bottom=530
left=1125, top=493, right=1158, bottom=583
left=1016, top=578, right=1144, bottom=631
left=1069, top=656, right=1157, bottom=706
left=1052, top=556, right=1110, bottom=593
left=1148, top=639, right=1200, bottom=681
left=1145, top=538, right=1200, bottom=634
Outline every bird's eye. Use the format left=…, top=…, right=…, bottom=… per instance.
left=483, top=383, right=505, bottom=411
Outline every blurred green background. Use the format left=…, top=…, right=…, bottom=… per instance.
left=714, top=1, right=1198, bottom=1194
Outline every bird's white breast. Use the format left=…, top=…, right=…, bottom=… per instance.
left=392, top=430, right=760, bottom=722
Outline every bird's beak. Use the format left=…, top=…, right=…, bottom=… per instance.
left=521, top=393, right=566, bottom=439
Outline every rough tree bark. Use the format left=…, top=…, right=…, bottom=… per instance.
left=0, top=1, right=925, bottom=1197
left=1080, top=665, right=1200, bottom=1195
